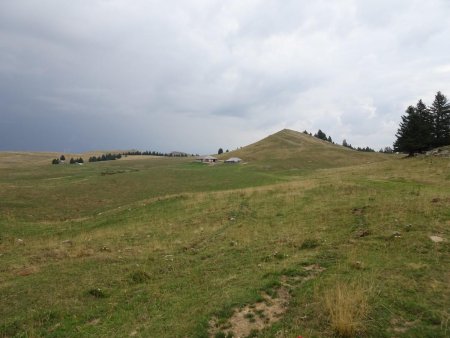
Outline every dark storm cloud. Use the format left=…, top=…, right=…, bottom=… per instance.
left=1, top=0, right=450, bottom=153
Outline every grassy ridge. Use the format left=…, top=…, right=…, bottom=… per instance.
left=0, top=145, right=449, bottom=337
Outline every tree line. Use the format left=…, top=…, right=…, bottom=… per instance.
left=89, top=153, right=122, bottom=162
left=394, top=91, right=450, bottom=155
left=51, top=155, right=84, bottom=164
left=122, top=150, right=193, bottom=157
left=303, top=129, right=377, bottom=153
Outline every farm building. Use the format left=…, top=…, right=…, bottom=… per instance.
left=225, top=157, right=242, bottom=163
left=198, top=155, right=218, bottom=163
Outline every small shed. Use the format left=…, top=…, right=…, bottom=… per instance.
left=225, top=157, right=242, bottom=164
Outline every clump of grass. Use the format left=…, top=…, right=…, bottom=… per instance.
left=323, top=281, right=371, bottom=337
left=129, top=270, right=150, bottom=284
left=300, top=238, right=320, bottom=249
left=87, top=288, right=106, bottom=298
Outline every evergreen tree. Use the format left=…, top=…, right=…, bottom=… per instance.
left=327, top=136, right=332, bottom=143
left=60, top=155, right=65, bottom=161
left=394, top=105, right=432, bottom=155
left=415, top=99, right=434, bottom=150
left=430, top=91, right=450, bottom=147
left=314, top=129, right=327, bottom=141
left=52, top=158, right=59, bottom=164
left=70, top=158, right=75, bottom=164
left=218, top=148, right=223, bottom=154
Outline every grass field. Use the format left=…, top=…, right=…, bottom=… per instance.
left=1, top=130, right=449, bottom=337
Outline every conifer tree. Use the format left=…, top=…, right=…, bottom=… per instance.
left=415, top=99, right=434, bottom=150
left=394, top=105, right=432, bottom=155
left=430, top=91, right=450, bottom=147
left=314, top=129, right=327, bottom=141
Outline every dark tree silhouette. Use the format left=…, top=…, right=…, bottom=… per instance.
left=394, top=105, right=432, bottom=155
left=314, top=129, right=327, bottom=141
left=430, top=91, right=450, bottom=147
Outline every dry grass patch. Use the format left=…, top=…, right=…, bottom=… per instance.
left=322, top=280, right=372, bottom=337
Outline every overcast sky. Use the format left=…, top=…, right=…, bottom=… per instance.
left=1, top=0, right=449, bottom=154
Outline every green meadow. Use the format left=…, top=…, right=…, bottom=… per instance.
left=1, top=130, right=449, bottom=337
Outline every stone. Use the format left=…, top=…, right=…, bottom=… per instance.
left=430, top=235, right=444, bottom=243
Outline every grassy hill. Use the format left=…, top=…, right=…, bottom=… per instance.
left=218, top=129, right=388, bottom=170
left=0, top=135, right=449, bottom=337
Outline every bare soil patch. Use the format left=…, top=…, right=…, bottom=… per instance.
left=209, top=287, right=290, bottom=338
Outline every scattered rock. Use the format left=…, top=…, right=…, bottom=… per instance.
left=100, top=246, right=111, bottom=252
left=429, top=235, right=444, bottom=243
left=350, top=261, right=364, bottom=270
left=392, top=231, right=401, bottom=238
left=88, top=288, right=106, bottom=298
left=303, top=264, right=326, bottom=273
left=164, top=255, right=174, bottom=261
left=88, top=318, right=101, bottom=326
left=355, top=229, right=371, bottom=238
left=351, top=206, right=367, bottom=215
left=62, top=240, right=73, bottom=245
left=16, top=238, right=24, bottom=245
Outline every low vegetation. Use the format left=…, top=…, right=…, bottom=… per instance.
left=1, top=130, right=449, bottom=337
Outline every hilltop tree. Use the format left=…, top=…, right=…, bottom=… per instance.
left=218, top=148, right=223, bottom=155
left=314, top=129, right=327, bottom=141
left=430, top=91, right=450, bottom=147
left=342, top=139, right=353, bottom=149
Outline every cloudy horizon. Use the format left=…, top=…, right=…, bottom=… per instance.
left=1, top=0, right=450, bottom=154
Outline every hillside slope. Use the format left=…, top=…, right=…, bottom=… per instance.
left=220, top=129, right=388, bottom=169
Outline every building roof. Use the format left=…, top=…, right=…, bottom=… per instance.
left=225, top=157, right=242, bottom=162
left=202, top=155, right=218, bottom=160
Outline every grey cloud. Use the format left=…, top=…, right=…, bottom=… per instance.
left=1, top=0, right=450, bottom=153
